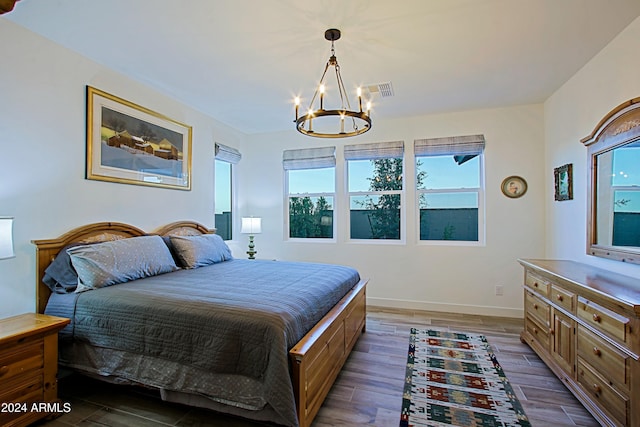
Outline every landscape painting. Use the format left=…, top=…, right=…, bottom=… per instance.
left=86, top=86, right=192, bottom=190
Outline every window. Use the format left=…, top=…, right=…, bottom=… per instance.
left=415, top=135, right=484, bottom=242
left=611, top=144, right=640, bottom=246
left=346, top=141, right=404, bottom=240
left=214, top=143, right=241, bottom=240
left=284, top=147, right=336, bottom=239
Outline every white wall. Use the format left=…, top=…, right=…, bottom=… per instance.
left=239, top=104, right=546, bottom=317
left=545, top=16, right=640, bottom=279
left=0, top=20, right=246, bottom=317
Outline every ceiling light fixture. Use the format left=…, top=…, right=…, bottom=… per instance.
left=294, top=29, right=372, bottom=138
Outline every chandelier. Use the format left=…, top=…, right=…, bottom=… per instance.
left=294, top=29, right=372, bottom=138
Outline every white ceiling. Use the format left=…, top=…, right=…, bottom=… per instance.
left=5, top=0, right=640, bottom=134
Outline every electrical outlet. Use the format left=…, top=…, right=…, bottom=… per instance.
left=495, top=285, right=504, bottom=296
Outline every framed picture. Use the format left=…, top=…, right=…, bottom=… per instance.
left=554, top=163, right=573, bottom=201
left=501, top=175, right=528, bottom=198
left=86, top=86, right=192, bottom=190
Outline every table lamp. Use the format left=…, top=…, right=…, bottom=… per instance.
left=240, top=217, right=261, bottom=260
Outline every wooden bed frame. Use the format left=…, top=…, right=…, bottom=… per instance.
left=32, top=220, right=367, bottom=427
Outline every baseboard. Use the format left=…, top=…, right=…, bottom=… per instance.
left=367, top=297, right=524, bottom=319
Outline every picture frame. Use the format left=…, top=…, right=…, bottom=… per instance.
left=86, top=86, right=192, bottom=190
left=501, top=175, right=528, bottom=198
left=554, top=163, right=573, bottom=201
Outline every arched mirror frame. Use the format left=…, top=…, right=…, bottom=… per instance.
left=581, top=97, right=640, bottom=264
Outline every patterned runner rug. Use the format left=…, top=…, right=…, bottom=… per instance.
left=400, top=329, right=531, bottom=427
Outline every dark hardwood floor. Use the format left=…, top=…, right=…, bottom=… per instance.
left=38, top=307, right=599, bottom=426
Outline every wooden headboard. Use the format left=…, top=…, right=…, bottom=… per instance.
left=31, top=220, right=214, bottom=314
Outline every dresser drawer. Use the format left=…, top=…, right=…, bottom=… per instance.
left=525, top=290, right=550, bottom=327
left=551, top=284, right=575, bottom=313
left=525, top=316, right=550, bottom=350
left=577, top=325, right=629, bottom=391
left=577, top=359, right=628, bottom=426
left=0, top=339, right=44, bottom=383
left=525, top=272, right=550, bottom=296
left=578, top=298, right=629, bottom=345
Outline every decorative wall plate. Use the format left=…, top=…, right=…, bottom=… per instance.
left=501, top=176, right=527, bottom=198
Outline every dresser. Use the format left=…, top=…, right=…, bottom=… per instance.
left=519, top=259, right=640, bottom=427
left=0, top=313, right=70, bottom=427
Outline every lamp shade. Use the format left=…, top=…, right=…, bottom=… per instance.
left=241, top=217, right=262, bottom=234
left=0, top=217, right=15, bottom=259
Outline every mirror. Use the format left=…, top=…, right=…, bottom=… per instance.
left=582, top=97, right=640, bottom=264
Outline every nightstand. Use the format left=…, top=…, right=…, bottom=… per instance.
left=0, top=313, right=70, bottom=427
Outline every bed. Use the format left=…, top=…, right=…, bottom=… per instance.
left=32, top=221, right=367, bottom=427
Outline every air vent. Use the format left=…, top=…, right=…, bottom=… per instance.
left=366, top=82, right=394, bottom=98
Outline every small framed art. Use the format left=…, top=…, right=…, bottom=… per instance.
left=554, top=163, right=573, bottom=201
left=86, top=86, right=193, bottom=190
left=501, top=176, right=528, bottom=198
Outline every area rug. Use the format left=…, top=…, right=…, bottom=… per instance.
left=400, top=328, right=531, bottom=427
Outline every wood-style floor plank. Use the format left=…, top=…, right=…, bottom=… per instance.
left=38, top=307, right=599, bottom=426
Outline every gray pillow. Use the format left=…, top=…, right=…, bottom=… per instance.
left=170, top=234, right=233, bottom=269
left=68, top=235, right=178, bottom=292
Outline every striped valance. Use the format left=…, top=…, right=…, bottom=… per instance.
left=414, top=134, right=485, bottom=157
left=215, top=143, right=242, bottom=164
left=344, top=140, right=404, bottom=160
left=283, top=146, right=336, bottom=170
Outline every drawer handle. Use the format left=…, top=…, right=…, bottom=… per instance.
left=533, top=304, right=538, bottom=309
left=533, top=327, right=538, bottom=334
left=592, top=313, right=601, bottom=323
left=533, top=282, right=539, bottom=288
left=549, top=328, right=554, bottom=335
left=0, top=365, right=8, bottom=377
left=592, top=384, right=601, bottom=394
left=593, top=347, right=601, bottom=357
left=556, top=294, right=564, bottom=302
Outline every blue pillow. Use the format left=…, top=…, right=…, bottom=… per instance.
left=42, top=242, right=90, bottom=293
left=68, top=235, right=178, bottom=292
left=170, top=234, right=233, bottom=268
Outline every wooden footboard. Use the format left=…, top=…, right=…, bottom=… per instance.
left=289, top=278, right=367, bottom=427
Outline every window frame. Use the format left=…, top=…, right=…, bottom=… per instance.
left=345, top=141, right=405, bottom=244
left=283, top=147, right=337, bottom=242
left=214, top=143, right=241, bottom=241
left=414, top=136, right=485, bottom=246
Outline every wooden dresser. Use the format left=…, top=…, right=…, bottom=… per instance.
left=519, top=259, right=640, bottom=427
left=0, top=313, right=70, bottom=427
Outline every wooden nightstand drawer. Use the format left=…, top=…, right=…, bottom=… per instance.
left=551, top=284, right=575, bottom=313
left=525, top=290, right=550, bottom=327
left=577, top=325, right=629, bottom=390
left=577, top=359, right=628, bottom=426
left=0, top=371, right=43, bottom=402
left=578, top=298, right=629, bottom=345
left=525, top=272, right=550, bottom=296
left=0, top=339, right=44, bottom=382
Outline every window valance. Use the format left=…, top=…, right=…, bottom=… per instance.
left=283, top=146, right=336, bottom=170
left=414, top=134, right=485, bottom=157
left=344, top=140, right=404, bottom=160
left=215, top=143, right=242, bottom=164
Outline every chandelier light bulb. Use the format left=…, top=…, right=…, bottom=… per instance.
left=294, top=97, right=300, bottom=119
